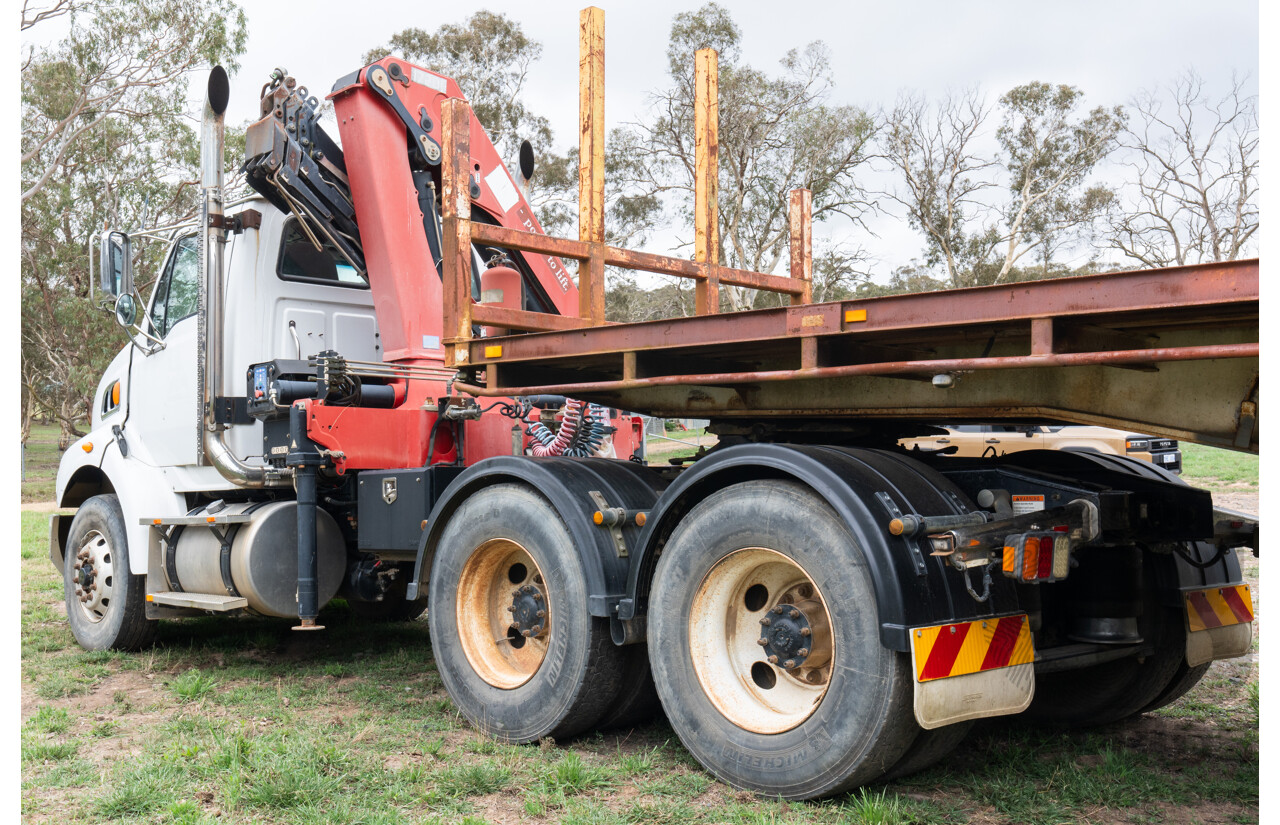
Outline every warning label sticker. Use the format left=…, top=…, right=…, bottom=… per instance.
left=1011, top=495, right=1045, bottom=515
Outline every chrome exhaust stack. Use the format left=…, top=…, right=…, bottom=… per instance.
left=199, top=65, right=288, bottom=487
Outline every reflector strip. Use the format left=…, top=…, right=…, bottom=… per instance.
left=1186, top=585, right=1253, bottom=632
left=912, top=615, right=1034, bottom=682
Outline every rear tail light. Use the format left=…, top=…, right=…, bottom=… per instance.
left=1002, top=531, right=1071, bottom=583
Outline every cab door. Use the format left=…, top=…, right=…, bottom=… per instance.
left=127, top=235, right=201, bottom=467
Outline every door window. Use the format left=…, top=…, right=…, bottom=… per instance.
left=148, top=236, right=200, bottom=338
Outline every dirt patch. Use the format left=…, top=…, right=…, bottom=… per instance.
left=1209, top=490, right=1257, bottom=516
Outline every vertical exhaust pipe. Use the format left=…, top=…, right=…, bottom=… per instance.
left=199, top=65, right=288, bottom=487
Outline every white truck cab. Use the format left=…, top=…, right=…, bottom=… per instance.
left=52, top=199, right=380, bottom=634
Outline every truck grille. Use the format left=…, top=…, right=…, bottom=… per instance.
left=1149, top=439, right=1176, bottom=451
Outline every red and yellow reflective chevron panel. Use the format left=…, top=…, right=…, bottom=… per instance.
left=911, top=614, right=1034, bottom=682
left=1185, top=585, right=1254, bottom=633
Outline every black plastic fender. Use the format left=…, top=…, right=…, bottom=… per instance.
left=406, top=456, right=665, bottom=620
left=618, top=443, right=1022, bottom=651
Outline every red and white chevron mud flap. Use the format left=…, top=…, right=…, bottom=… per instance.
left=1184, top=584, right=1254, bottom=667
left=909, top=614, right=1036, bottom=730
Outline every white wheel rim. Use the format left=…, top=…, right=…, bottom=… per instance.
left=455, top=538, right=551, bottom=689
left=72, top=530, right=115, bottom=624
left=688, top=548, right=833, bottom=734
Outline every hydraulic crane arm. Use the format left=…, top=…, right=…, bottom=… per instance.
left=244, top=59, right=579, bottom=363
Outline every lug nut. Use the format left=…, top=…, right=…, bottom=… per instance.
left=506, top=606, right=515, bottom=613
left=760, top=617, right=771, bottom=626
left=522, top=629, right=531, bottom=638
left=756, top=637, right=768, bottom=646
left=536, top=609, right=546, bottom=618
left=789, top=609, right=800, bottom=619
left=533, top=592, right=543, bottom=602
left=532, top=625, right=542, bottom=634
left=767, top=655, right=778, bottom=664
left=512, top=589, right=521, bottom=598
left=783, top=659, right=796, bottom=669
left=800, top=627, right=811, bottom=637
left=772, top=606, right=784, bottom=614
left=798, top=648, right=809, bottom=657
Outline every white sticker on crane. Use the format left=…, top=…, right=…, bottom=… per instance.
left=484, top=165, right=521, bottom=213
left=411, top=67, right=448, bottom=94
left=1011, top=495, right=1045, bottom=515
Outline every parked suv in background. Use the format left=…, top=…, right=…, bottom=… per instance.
left=901, top=424, right=1182, bottom=473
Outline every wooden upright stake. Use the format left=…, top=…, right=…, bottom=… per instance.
left=441, top=98, right=473, bottom=366
left=694, top=48, right=720, bottom=315
left=789, top=189, right=813, bottom=306
left=579, top=6, right=606, bottom=325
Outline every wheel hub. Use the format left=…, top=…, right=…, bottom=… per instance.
left=758, top=603, right=812, bottom=669
left=71, top=530, right=114, bottom=621
left=508, top=584, right=547, bottom=638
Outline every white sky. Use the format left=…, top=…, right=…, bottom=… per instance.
left=209, top=0, right=1260, bottom=278
left=19, top=1, right=1260, bottom=277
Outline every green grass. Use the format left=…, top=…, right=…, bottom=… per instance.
left=19, top=484, right=1258, bottom=825
left=22, top=422, right=70, bottom=503
left=1180, top=443, right=1259, bottom=489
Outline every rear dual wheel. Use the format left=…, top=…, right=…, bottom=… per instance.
left=648, top=480, right=920, bottom=799
left=428, top=484, right=656, bottom=743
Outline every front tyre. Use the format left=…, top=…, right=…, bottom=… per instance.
left=647, top=480, right=917, bottom=799
left=64, top=494, right=157, bottom=651
left=428, top=483, right=625, bottom=743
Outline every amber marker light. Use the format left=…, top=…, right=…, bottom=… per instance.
left=81, top=442, right=93, bottom=453
left=592, top=511, right=604, bottom=525
left=111, top=381, right=121, bottom=406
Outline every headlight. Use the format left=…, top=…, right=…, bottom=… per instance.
left=1125, top=439, right=1149, bottom=452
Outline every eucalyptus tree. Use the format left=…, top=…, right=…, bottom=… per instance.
left=1109, top=71, right=1257, bottom=267
left=21, top=0, right=246, bottom=446
left=615, top=3, right=877, bottom=312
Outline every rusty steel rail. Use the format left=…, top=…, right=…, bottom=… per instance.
left=454, top=343, right=1259, bottom=398
left=435, top=8, right=1258, bottom=451
left=439, top=9, right=814, bottom=367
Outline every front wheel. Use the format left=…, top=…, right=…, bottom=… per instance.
left=647, top=480, right=918, bottom=799
left=63, top=494, right=157, bottom=651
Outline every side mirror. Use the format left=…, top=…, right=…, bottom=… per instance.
left=114, top=293, right=138, bottom=328
left=99, top=231, right=133, bottom=298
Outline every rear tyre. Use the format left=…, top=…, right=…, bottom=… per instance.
left=596, top=645, right=663, bottom=731
left=64, top=494, right=157, bottom=651
left=880, top=721, right=974, bottom=782
left=647, top=480, right=917, bottom=799
left=428, top=483, right=626, bottom=743
left=1025, top=552, right=1186, bottom=726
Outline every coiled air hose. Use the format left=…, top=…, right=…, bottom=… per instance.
left=526, top=398, right=609, bottom=457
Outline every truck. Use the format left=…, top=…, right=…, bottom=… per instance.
left=52, top=8, right=1258, bottom=800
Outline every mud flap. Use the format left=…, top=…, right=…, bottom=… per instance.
left=1184, top=585, right=1254, bottom=667
left=910, top=615, right=1036, bottom=729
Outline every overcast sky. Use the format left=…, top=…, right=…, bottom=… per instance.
left=24, top=0, right=1261, bottom=278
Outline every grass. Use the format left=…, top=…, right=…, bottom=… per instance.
left=645, top=427, right=715, bottom=465
left=1180, top=443, right=1259, bottom=489
left=22, top=422, right=70, bottom=503
left=20, top=521, right=1258, bottom=824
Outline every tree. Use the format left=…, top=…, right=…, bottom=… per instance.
left=364, top=12, right=661, bottom=266
left=881, top=89, right=995, bottom=287
left=1108, top=71, right=1257, bottom=267
left=21, top=0, right=246, bottom=446
left=990, top=82, right=1124, bottom=282
left=615, top=3, right=877, bottom=312
left=883, top=82, right=1122, bottom=288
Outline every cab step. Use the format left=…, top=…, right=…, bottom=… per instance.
left=147, top=592, right=248, bottom=611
